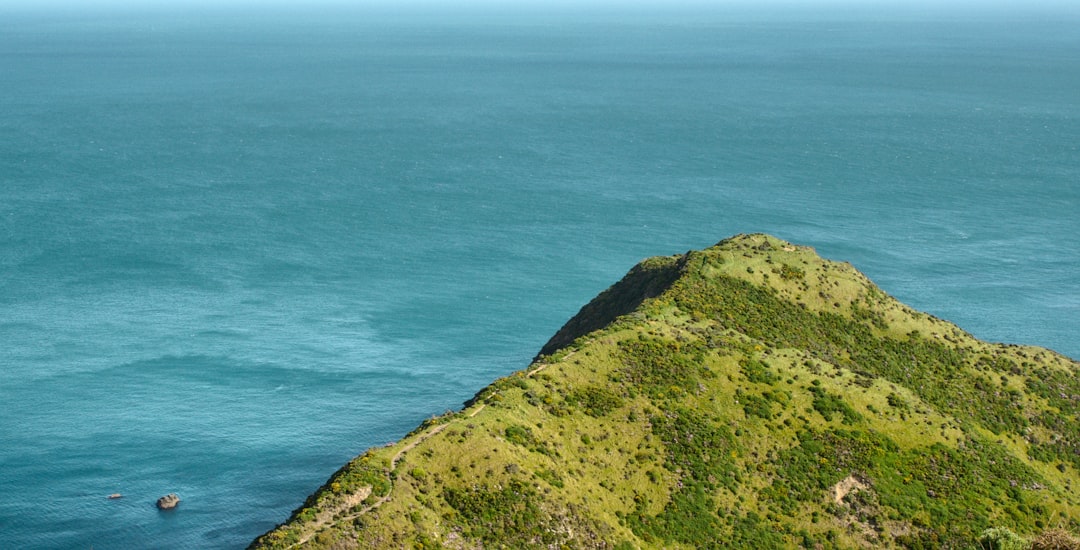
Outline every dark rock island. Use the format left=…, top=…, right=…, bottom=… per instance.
left=156, top=493, right=180, bottom=510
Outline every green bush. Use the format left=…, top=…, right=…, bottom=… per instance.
left=738, top=390, right=774, bottom=420
left=566, top=385, right=624, bottom=417
left=624, top=408, right=739, bottom=545
left=980, top=527, right=1030, bottom=550
left=777, top=264, right=805, bottom=280
left=809, top=386, right=862, bottom=424
left=666, top=272, right=1031, bottom=438
left=740, top=358, right=778, bottom=385
left=617, top=337, right=708, bottom=397
left=442, top=480, right=549, bottom=546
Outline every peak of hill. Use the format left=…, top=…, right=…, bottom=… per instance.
left=251, top=234, right=1080, bottom=549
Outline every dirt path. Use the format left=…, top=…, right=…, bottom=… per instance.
left=288, top=351, right=577, bottom=546
left=392, top=423, right=449, bottom=468
left=286, top=487, right=371, bottom=549
left=524, top=350, right=573, bottom=378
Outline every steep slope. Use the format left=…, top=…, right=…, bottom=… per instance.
left=251, top=234, right=1080, bottom=549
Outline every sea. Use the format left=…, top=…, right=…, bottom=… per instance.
left=1, top=2, right=1078, bottom=548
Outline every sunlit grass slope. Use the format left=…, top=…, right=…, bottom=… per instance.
left=251, top=234, right=1080, bottom=549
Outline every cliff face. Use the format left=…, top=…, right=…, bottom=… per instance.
left=251, top=234, right=1080, bottom=549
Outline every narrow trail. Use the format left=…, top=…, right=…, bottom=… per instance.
left=290, top=350, right=577, bottom=546
left=288, top=423, right=451, bottom=548
left=524, top=349, right=573, bottom=378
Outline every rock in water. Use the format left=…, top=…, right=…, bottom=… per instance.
left=156, top=493, right=180, bottom=510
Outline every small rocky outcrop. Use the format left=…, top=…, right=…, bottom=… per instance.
left=156, top=493, right=180, bottom=510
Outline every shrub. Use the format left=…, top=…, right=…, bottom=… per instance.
left=777, top=264, right=805, bottom=280
left=442, top=480, right=547, bottom=545
left=979, top=527, right=1030, bottom=550
left=534, top=469, right=564, bottom=489
left=809, top=386, right=862, bottom=424
left=740, top=358, right=778, bottom=385
left=738, top=390, right=774, bottom=420
left=617, top=337, right=708, bottom=397
left=886, top=392, right=908, bottom=410
left=504, top=425, right=534, bottom=447
left=566, top=385, right=624, bottom=417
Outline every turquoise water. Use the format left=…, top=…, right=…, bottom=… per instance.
left=1, top=3, right=1078, bottom=548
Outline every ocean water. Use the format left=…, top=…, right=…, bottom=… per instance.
left=1, top=3, right=1078, bottom=548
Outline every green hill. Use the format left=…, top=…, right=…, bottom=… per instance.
left=250, top=234, right=1080, bottom=549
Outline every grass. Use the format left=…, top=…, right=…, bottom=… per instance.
left=250, top=234, right=1080, bottom=550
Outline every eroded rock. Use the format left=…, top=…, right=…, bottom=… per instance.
left=156, top=493, right=180, bottom=510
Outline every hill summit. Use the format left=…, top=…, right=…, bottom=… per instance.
left=251, top=234, right=1080, bottom=549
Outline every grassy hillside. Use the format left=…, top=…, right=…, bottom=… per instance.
left=250, top=234, right=1080, bottom=549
